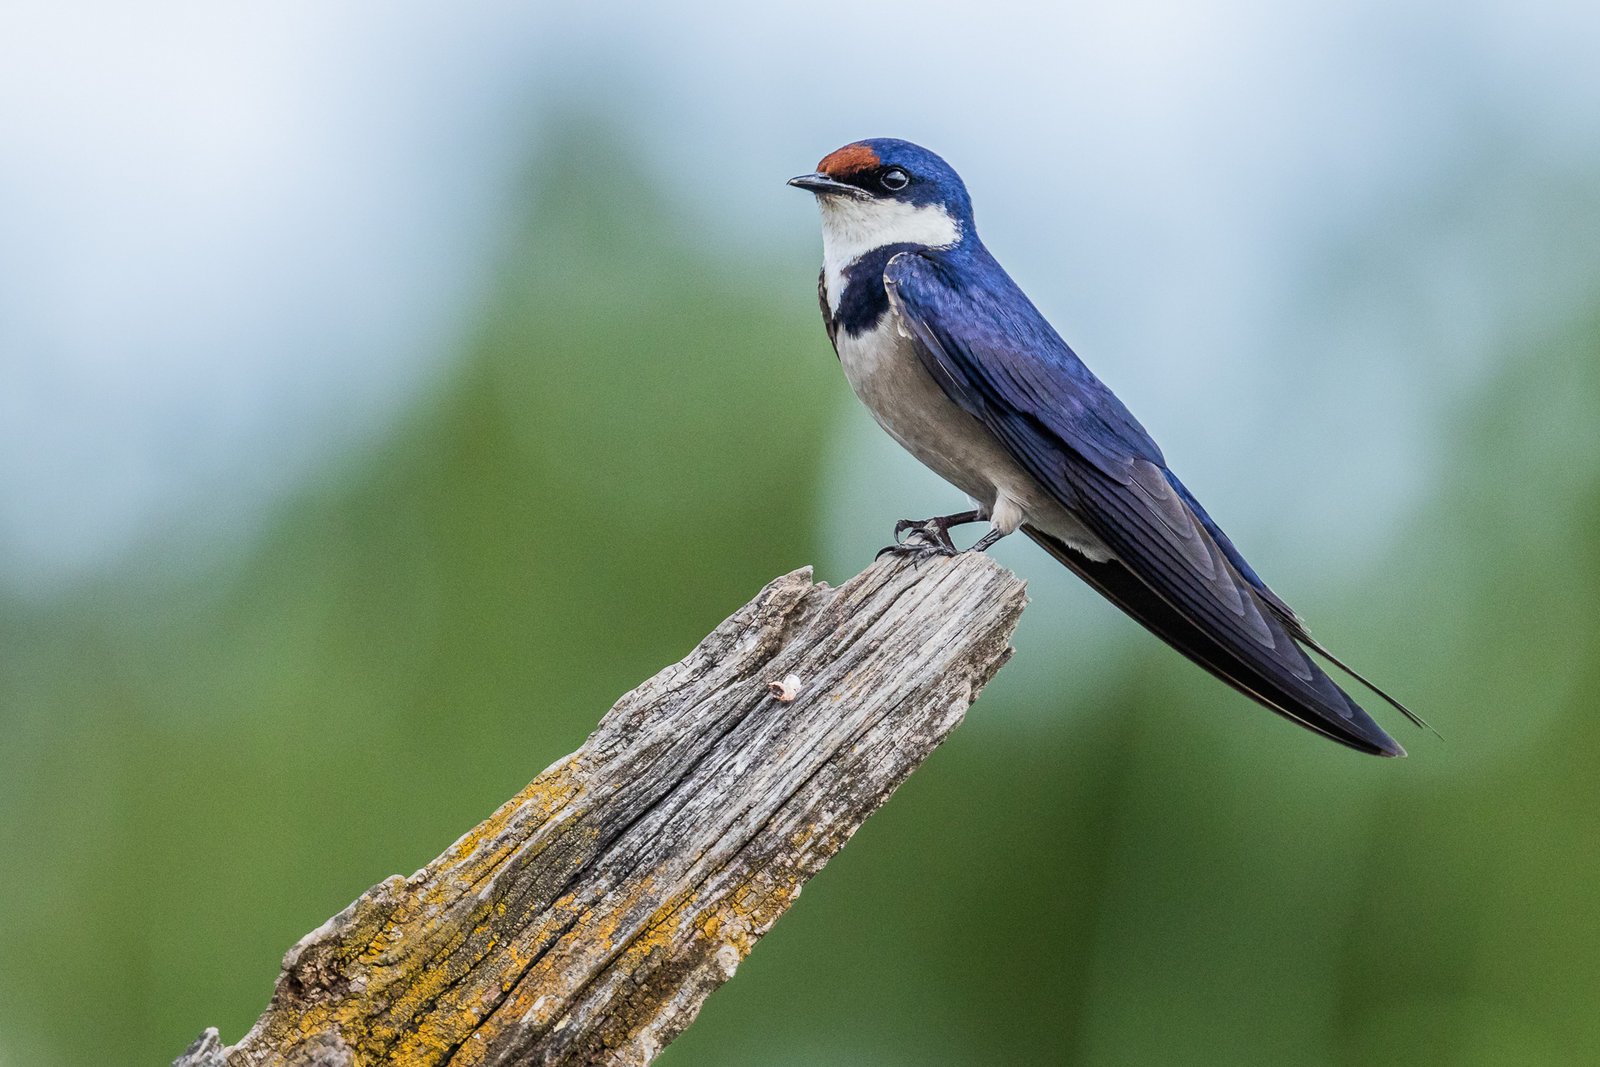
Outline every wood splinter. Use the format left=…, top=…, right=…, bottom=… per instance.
left=766, top=672, right=803, bottom=702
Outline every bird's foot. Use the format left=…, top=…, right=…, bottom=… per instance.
left=874, top=535, right=959, bottom=562
left=874, top=510, right=983, bottom=561
left=891, top=516, right=962, bottom=554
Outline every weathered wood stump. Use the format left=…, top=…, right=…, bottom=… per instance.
left=177, top=552, right=1028, bottom=1067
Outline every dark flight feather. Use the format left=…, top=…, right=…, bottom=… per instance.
left=883, top=249, right=1409, bottom=756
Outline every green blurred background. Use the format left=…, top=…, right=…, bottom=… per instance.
left=4, top=4, right=1600, bottom=1065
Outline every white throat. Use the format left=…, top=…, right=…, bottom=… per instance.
left=818, top=197, right=961, bottom=312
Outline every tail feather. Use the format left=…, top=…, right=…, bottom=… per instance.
left=1024, top=526, right=1406, bottom=757
left=1291, top=629, right=1438, bottom=738
left=1162, top=470, right=1434, bottom=740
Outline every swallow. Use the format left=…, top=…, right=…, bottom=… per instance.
left=790, top=138, right=1428, bottom=756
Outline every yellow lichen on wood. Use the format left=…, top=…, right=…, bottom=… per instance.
left=191, top=555, right=1027, bottom=1067
left=428, top=755, right=587, bottom=888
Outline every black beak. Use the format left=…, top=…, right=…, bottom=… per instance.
left=787, top=172, right=865, bottom=197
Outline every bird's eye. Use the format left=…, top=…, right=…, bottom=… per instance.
left=880, top=167, right=910, bottom=191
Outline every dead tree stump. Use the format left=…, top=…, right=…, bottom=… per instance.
left=176, top=552, right=1027, bottom=1067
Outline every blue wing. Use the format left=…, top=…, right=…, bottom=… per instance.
left=883, top=249, right=1412, bottom=756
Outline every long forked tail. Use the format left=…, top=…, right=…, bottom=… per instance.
left=1025, top=526, right=1407, bottom=757
left=1286, top=627, right=1438, bottom=738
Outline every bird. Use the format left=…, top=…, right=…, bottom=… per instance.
left=789, top=137, right=1428, bottom=757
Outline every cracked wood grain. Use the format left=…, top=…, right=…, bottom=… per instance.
left=175, top=552, right=1027, bottom=1067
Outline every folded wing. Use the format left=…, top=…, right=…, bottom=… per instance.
left=883, top=251, right=1406, bottom=756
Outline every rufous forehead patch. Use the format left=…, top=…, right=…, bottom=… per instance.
left=817, top=143, right=880, bottom=177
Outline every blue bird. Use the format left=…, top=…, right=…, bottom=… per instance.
left=790, top=138, right=1428, bottom=757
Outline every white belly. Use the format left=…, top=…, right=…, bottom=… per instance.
left=834, top=312, right=1112, bottom=559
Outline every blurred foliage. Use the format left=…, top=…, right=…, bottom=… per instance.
left=3, top=125, right=1600, bottom=1067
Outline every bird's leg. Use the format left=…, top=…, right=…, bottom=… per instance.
left=875, top=509, right=986, bottom=560
left=969, top=526, right=1011, bottom=553
left=892, top=509, right=986, bottom=549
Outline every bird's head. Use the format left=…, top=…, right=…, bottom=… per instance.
left=789, top=138, right=973, bottom=262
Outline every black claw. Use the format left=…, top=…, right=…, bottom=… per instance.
left=891, top=516, right=943, bottom=541
left=894, top=513, right=976, bottom=551
left=876, top=545, right=947, bottom=566
left=877, top=509, right=987, bottom=562
left=875, top=537, right=958, bottom=562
